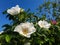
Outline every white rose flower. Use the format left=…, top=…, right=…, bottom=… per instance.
left=24, top=42, right=30, bottom=45
left=14, top=22, right=36, bottom=38
left=0, top=31, right=3, bottom=34
left=7, top=5, right=24, bottom=15
left=38, top=20, right=51, bottom=29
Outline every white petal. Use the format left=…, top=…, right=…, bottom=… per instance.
left=7, top=5, right=24, bottom=15
left=26, top=35, right=30, bottom=38
left=24, top=42, right=30, bottom=45
left=14, top=22, right=36, bottom=38
left=38, top=20, right=51, bottom=29
left=0, top=31, right=3, bottom=34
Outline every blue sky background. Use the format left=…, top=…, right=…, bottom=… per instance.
left=0, top=0, right=55, bottom=31
left=0, top=0, right=45, bottom=31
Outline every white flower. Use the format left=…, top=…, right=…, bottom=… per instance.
left=24, top=42, right=30, bottom=45
left=7, top=5, right=24, bottom=15
left=38, top=20, right=51, bottom=29
left=0, top=31, right=3, bottom=34
left=14, top=22, right=36, bottom=38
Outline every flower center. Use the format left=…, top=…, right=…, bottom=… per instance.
left=41, top=23, right=44, bottom=27
left=22, top=28, right=28, bottom=34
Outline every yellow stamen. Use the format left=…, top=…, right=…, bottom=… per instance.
left=22, top=28, right=28, bottom=34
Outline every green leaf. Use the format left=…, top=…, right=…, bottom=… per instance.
left=3, top=10, right=7, bottom=14
left=0, top=43, right=1, bottom=45
left=49, top=37, right=55, bottom=43
left=44, top=37, right=49, bottom=41
left=5, top=35, right=11, bottom=43
left=52, top=3, right=57, bottom=8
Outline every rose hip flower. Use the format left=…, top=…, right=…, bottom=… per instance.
left=7, top=5, right=24, bottom=15
left=51, top=20, right=57, bottom=25
left=38, top=20, right=51, bottom=29
left=14, top=22, right=36, bottom=38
